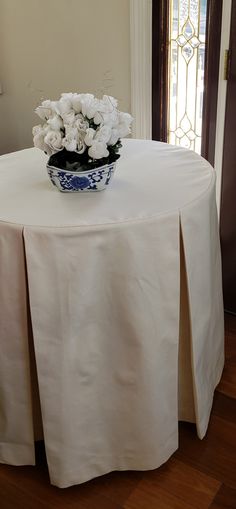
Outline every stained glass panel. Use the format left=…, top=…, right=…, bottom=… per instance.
left=168, top=0, right=207, bottom=153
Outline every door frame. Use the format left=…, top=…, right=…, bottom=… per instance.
left=152, top=0, right=223, bottom=166
left=219, top=0, right=236, bottom=313
left=130, top=0, right=232, bottom=211
left=214, top=0, right=232, bottom=215
left=201, top=0, right=223, bottom=165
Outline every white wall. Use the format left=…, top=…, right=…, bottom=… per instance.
left=0, top=0, right=131, bottom=154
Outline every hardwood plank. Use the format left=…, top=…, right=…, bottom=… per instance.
left=0, top=463, right=123, bottom=509
left=217, top=331, right=236, bottom=399
left=0, top=439, right=142, bottom=507
left=86, top=470, right=143, bottom=506
left=139, top=457, right=221, bottom=509
left=212, top=392, right=236, bottom=424
left=124, top=482, right=200, bottom=509
left=0, top=477, right=50, bottom=509
left=175, top=415, right=236, bottom=489
left=224, top=313, right=236, bottom=334
left=209, top=483, right=236, bottom=508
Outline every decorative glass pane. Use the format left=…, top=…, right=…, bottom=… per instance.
left=168, top=0, right=207, bottom=154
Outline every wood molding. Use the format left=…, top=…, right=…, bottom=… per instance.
left=220, top=0, right=236, bottom=313
left=152, top=0, right=169, bottom=141
left=201, top=0, right=223, bottom=165
left=215, top=0, right=232, bottom=215
left=130, top=0, right=152, bottom=139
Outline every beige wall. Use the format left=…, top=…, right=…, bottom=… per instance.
left=0, top=0, right=131, bottom=154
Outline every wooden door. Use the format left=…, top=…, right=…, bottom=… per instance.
left=152, top=0, right=222, bottom=164
left=220, top=0, right=236, bottom=314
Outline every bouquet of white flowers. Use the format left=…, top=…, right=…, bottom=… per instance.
left=33, top=93, right=133, bottom=172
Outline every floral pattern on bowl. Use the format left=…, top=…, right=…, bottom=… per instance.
left=46, top=161, right=116, bottom=192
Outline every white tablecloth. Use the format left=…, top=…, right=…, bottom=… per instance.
left=0, top=139, right=224, bottom=487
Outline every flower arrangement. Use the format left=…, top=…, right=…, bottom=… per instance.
left=32, top=93, right=133, bottom=172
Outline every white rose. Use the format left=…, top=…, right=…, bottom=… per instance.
left=93, top=97, right=118, bottom=126
left=118, top=112, right=133, bottom=124
left=48, top=101, right=58, bottom=115
left=80, top=94, right=99, bottom=119
left=77, top=137, right=86, bottom=154
left=101, top=95, right=118, bottom=112
left=63, top=135, right=77, bottom=152
left=117, top=123, right=131, bottom=138
left=93, top=111, right=103, bottom=125
left=117, top=125, right=128, bottom=138
left=33, top=125, right=52, bottom=155
left=33, top=132, right=45, bottom=150
left=44, top=130, right=63, bottom=152
left=95, top=125, right=112, bottom=144
left=75, top=114, right=89, bottom=132
left=84, top=128, right=96, bottom=146
left=108, top=128, right=119, bottom=146
left=88, top=141, right=109, bottom=160
left=61, top=92, right=75, bottom=100
left=98, top=110, right=119, bottom=128
left=56, top=97, right=73, bottom=116
left=117, top=112, right=133, bottom=137
left=34, top=133, right=52, bottom=155
left=65, top=125, right=78, bottom=138
left=62, top=111, right=76, bottom=125
left=72, top=94, right=83, bottom=113
left=35, top=100, right=54, bottom=120
left=32, top=124, right=43, bottom=136
left=47, top=115, right=63, bottom=131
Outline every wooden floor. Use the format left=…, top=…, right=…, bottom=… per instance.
left=1, top=314, right=236, bottom=508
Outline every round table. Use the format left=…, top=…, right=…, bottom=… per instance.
left=0, top=139, right=224, bottom=488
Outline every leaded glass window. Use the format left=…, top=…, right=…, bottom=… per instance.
left=168, top=0, right=207, bottom=153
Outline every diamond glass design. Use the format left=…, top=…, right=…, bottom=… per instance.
left=180, top=114, right=191, bottom=133
left=176, top=34, right=187, bottom=46
left=190, top=36, right=201, bottom=48
left=167, top=0, right=207, bottom=154
left=187, top=129, right=197, bottom=141
left=183, top=19, right=195, bottom=40
left=182, top=43, right=194, bottom=63
left=175, top=127, right=185, bottom=138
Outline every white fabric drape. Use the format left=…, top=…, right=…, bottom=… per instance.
left=0, top=222, right=35, bottom=465
left=180, top=183, right=224, bottom=438
left=0, top=140, right=224, bottom=487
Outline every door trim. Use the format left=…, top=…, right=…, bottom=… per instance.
left=215, top=0, right=232, bottom=215
left=152, top=0, right=169, bottom=142
left=201, top=0, right=223, bottom=166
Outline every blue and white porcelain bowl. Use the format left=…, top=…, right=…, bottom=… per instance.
left=46, top=161, right=117, bottom=192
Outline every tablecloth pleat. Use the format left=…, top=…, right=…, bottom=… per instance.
left=180, top=181, right=224, bottom=439
left=24, top=212, right=180, bottom=488
left=0, top=222, right=35, bottom=465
